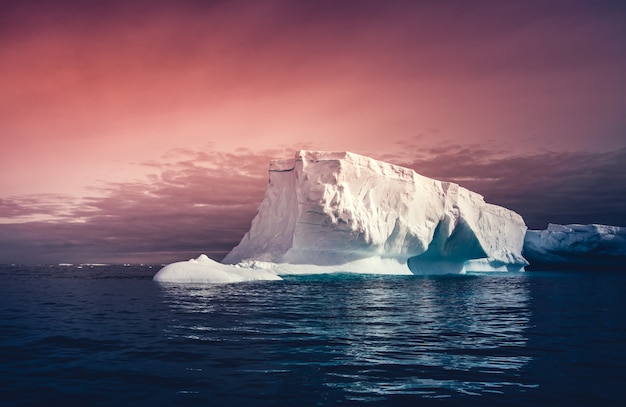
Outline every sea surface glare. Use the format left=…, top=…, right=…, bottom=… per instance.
left=1, top=265, right=624, bottom=406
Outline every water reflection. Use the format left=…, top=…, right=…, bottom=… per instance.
left=329, top=275, right=534, bottom=399
left=156, top=274, right=535, bottom=402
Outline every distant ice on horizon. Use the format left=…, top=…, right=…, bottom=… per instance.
left=524, top=223, right=626, bottom=270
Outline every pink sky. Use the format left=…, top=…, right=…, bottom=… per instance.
left=1, top=0, right=625, bottom=263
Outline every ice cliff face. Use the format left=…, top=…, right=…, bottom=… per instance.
left=223, top=151, right=528, bottom=274
left=524, top=223, right=626, bottom=270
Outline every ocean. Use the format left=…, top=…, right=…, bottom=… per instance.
left=1, top=264, right=624, bottom=406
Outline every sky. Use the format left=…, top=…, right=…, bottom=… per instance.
left=1, top=0, right=625, bottom=264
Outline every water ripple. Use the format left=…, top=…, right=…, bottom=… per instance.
left=157, top=273, right=535, bottom=402
left=7, top=266, right=622, bottom=406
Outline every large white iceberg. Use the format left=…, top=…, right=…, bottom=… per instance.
left=523, top=223, right=626, bottom=270
left=223, top=151, right=528, bottom=274
left=154, top=151, right=529, bottom=283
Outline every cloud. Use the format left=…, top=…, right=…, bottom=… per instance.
left=0, top=148, right=292, bottom=264
left=0, top=194, right=83, bottom=221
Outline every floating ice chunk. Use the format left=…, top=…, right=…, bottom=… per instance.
left=153, top=254, right=282, bottom=283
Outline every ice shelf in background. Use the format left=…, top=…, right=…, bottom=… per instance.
left=524, top=223, right=626, bottom=270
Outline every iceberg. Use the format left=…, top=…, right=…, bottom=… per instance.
left=523, top=223, right=626, bottom=270
left=223, top=151, right=528, bottom=274
left=154, top=150, right=529, bottom=283
left=153, top=254, right=282, bottom=283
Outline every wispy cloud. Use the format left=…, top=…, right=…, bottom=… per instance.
left=0, top=148, right=293, bottom=264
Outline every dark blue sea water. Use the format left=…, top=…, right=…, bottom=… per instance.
left=1, top=265, right=624, bottom=406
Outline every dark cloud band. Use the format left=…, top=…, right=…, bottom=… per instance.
left=1, top=146, right=624, bottom=264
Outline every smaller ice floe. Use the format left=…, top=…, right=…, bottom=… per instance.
left=153, top=254, right=282, bottom=283
left=523, top=223, right=626, bottom=270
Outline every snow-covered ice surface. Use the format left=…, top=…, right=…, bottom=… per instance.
left=524, top=223, right=626, bottom=270
left=153, top=254, right=282, bottom=283
left=223, top=151, right=528, bottom=275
